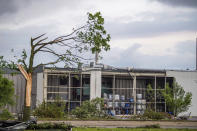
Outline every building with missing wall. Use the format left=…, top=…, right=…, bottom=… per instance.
left=3, top=63, right=197, bottom=116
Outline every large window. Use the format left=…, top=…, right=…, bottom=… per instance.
left=47, top=74, right=69, bottom=101
left=46, top=73, right=90, bottom=111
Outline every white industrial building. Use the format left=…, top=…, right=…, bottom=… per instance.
left=4, top=64, right=197, bottom=116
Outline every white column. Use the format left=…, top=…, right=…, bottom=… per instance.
left=90, top=69, right=101, bottom=99
left=36, top=73, right=43, bottom=106
left=43, top=72, right=47, bottom=102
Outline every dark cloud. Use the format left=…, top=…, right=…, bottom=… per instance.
left=101, top=41, right=196, bottom=70
left=0, top=0, right=17, bottom=16
left=154, top=0, right=197, bottom=8
left=106, top=11, right=197, bottom=39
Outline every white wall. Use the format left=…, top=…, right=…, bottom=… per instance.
left=36, top=73, right=43, bottom=105
left=167, top=70, right=197, bottom=116
left=90, top=70, right=101, bottom=100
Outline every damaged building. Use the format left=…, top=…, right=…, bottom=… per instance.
left=3, top=63, right=197, bottom=116
left=2, top=41, right=197, bottom=116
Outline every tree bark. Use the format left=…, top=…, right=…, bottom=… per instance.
left=17, top=65, right=32, bottom=121
left=25, top=73, right=32, bottom=107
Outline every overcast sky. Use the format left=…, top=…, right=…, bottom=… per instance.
left=0, top=0, right=197, bottom=70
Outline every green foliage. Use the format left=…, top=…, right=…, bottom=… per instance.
left=0, top=56, right=17, bottom=70
left=143, top=109, right=164, bottom=120
left=162, top=81, right=192, bottom=116
left=27, top=123, right=72, bottom=130
left=0, top=73, right=15, bottom=109
left=72, top=98, right=105, bottom=119
left=77, top=12, right=111, bottom=54
left=33, top=99, right=66, bottom=118
left=146, top=84, right=155, bottom=110
left=0, top=109, right=14, bottom=120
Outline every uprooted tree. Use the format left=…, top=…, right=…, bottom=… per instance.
left=15, top=12, right=110, bottom=121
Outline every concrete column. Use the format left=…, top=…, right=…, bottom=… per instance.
left=133, top=75, right=136, bottom=115
left=43, top=72, right=47, bottom=102
left=90, top=69, right=101, bottom=99
left=36, top=73, right=43, bottom=106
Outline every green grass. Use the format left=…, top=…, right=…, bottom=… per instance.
left=73, top=128, right=197, bottom=131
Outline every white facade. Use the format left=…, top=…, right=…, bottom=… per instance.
left=90, top=69, right=101, bottom=99
left=167, top=70, right=197, bottom=116
left=36, top=73, right=44, bottom=105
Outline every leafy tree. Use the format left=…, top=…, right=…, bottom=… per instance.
left=0, top=56, right=15, bottom=109
left=14, top=12, right=110, bottom=120
left=0, top=56, right=17, bottom=70
left=162, top=81, right=192, bottom=117
left=0, top=73, right=15, bottom=109
left=0, top=56, right=15, bottom=120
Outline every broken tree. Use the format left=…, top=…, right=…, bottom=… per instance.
left=16, top=12, right=110, bottom=121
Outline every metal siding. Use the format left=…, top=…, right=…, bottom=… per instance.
left=2, top=74, right=26, bottom=114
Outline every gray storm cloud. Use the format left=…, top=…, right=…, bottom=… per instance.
left=0, top=0, right=196, bottom=70
left=101, top=41, right=196, bottom=70
left=154, top=0, right=197, bottom=8
left=106, top=11, right=197, bottom=39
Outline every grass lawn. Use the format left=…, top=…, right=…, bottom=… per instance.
left=73, top=128, right=197, bottom=131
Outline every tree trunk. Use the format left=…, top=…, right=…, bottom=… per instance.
left=17, top=65, right=32, bottom=121
left=25, top=73, right=32, bottom=107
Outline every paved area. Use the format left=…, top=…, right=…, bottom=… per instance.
left=38, top=121, right=197, bottom=129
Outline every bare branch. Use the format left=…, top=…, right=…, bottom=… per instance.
left=33, top=58, right=62, bottom=69
left=34, top=37, right=48, bottom=47
left=40, top=47, right=92, bottom=61
left=32, top=33, right=46, bottom=41
left=34, top=37, right=75, bottom=54
left=54, top=25, right=87, bottom=41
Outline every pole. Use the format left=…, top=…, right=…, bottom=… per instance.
left=196, top=37, right=197, bottom=70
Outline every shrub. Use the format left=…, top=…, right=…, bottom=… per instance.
left=72, top=98, right=105, bottom=119
left=144, top=124, right=160, bottom=128
left=143, top=109, right=164, bottom=120
left=0, top=109, right=14, bottom=120
left=33, top=99, right=66, bottom=118
left=27, top=123, right=72, bottom=130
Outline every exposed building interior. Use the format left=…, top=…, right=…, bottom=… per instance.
left=43, top=66, right=174, bottom=115
left=3, top=64, right=197, bottom=116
